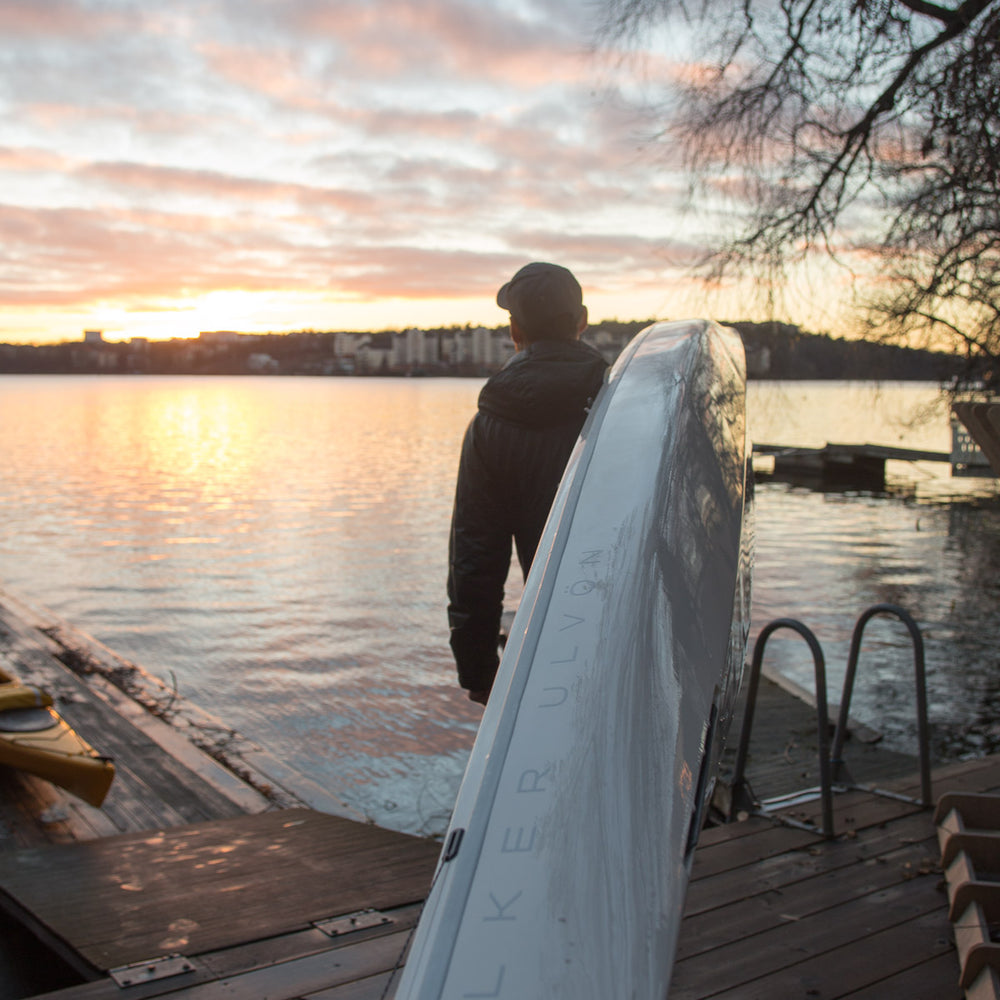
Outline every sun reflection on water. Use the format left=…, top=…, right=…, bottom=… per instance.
left=0, top=375, right=997, bottom=833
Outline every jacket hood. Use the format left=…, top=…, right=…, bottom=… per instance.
left=478, top=339, right=608, bottom=428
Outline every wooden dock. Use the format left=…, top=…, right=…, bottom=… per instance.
left=14, top=757, right=993, bottom=1000
left=0, top=591, right=993, bottom=999
left=3, top=809, right=438, bottom=999
left=753, top=442, right=952, bottom=489
left=672, top=755, right=1000, bottom=999
left=0, top=590, right=439, bottom=1000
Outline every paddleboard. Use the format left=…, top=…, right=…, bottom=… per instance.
left=397, top=319, right=754, bottom=999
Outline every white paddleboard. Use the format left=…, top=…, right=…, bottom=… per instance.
left=398, top=319, right=754, bottom=999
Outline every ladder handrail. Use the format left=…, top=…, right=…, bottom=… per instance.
left=730, top=618, right=835, bottom=838
left=830, top=603, right=932, bottom=806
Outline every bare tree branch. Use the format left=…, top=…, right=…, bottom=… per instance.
left=604, top=0, right=1000, bottom=382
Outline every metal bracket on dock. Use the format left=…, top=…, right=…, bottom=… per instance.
left=315, top=908, right=394, bottom=937
left=109, top=954, right=196, bottom=988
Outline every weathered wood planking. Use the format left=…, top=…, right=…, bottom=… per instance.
left=22, top=760, right=1000, bottom=1000
left=671, top=872, right=951, bottom=998
left=32, top=912, right=426, bottom=1000
left=0, top=595, right=290, bottom=866
left=0, top=808, right=439, bottom=974
left=1, top=587, right=995, bottom=1000
left=0, top=588, right=360, bottom=824
left=668, top=754, right=1000, bottom=999
left=681, top=808, right=936, bottom=930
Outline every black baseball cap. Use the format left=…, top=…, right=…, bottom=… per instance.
left=496, top=262, right=583, bottom=321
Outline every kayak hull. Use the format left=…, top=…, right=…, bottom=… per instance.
left=0, top=671, right=115, bottom=808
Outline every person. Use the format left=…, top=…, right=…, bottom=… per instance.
left=447, top=262, right=609, bottom=705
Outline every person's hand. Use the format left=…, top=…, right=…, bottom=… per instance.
left=467, top=688, right=490, bottom=705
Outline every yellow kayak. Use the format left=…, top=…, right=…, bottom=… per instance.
left=0, top=668, right=115, bottom=807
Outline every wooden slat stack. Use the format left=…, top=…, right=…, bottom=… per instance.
left=936, top=792, right=1000, bottom=999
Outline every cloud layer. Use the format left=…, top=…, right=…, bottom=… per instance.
left=0, top=0, right=703, bottom=342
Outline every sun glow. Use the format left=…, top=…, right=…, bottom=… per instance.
left=94, top=290, right=325, bottom=343
left=0, top=267, right=856, bottom=347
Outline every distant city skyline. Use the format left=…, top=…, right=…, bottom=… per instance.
left=0, top=0, right=850, bottom=347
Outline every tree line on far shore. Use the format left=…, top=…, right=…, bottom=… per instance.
left=0, top=318, right=975, bottom=382
left=600, top=319, right=968, bottom=382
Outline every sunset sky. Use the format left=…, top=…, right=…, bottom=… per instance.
left=1, top=0, right=794, bottom=345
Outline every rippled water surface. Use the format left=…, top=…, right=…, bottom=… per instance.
left=0, top=375, right=997, bottom=833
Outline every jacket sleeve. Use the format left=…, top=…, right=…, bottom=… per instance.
left=447, top=418, right=512, bottom=693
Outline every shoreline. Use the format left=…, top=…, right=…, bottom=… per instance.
left=0, top=586, right=935, bottom=840
left=0, top=588, right=436, bottom=999
left=0, top=586, right=365, bottom=827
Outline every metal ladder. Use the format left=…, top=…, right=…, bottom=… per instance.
left=726, top=603, right=933, bottom=838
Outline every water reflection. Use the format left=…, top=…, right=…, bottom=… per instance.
left=0, top=375, right=997, bottom=833
left=750, top=483, right=1000, bottom=757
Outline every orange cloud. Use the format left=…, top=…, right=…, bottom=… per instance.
left=78, top=160, right=378, bottom=216
left=0, top=0, right=126, bottom=38
left=0, top=0, right=725, bottom=344
left=0, top=145, right=72, bottom=171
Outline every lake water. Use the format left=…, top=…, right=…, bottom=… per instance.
left=0, top=375, right=997, bottom=835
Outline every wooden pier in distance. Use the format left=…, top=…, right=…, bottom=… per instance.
left=753, top=442, right=952, bottom=490
left=0, top=591, right=995, bottom=999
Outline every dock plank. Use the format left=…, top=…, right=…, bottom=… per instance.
left=68, top=709, right=245, bottom=826
left=3, top=592, right=995, bottom=1000
left=661, top=760, right=1000, bottom=999
left=677, top=833, right=941, bottom=961
left=197, top=903, right=423, bottom=981
left=159, top=931, right=409, bottom=1000
left=0, top=809, right=439, bottom=973
left=32, top=911, right=421, bottom=1000
left=684, top=808, right=937, bottom=920
left=844, top=952, right=963, bottom=999
left=79, top=672, right=273, bottom=817
left=687, top=821, right=818, bottom=879
left=670, top=870, right=949, bottom=998
left=696, top=906, right=957, bottom=1000
left=306, top=971, right=395, bottom=1000
left=19, top=760, right=998, bottom=1000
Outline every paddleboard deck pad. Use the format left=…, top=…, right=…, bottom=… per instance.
left=398, top=319, right=754, bottom=999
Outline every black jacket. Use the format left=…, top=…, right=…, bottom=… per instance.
left=447, top=338, right=608, bottom=692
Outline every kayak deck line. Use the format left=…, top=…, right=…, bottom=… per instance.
left=0, top=590, right=991, bottom=999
